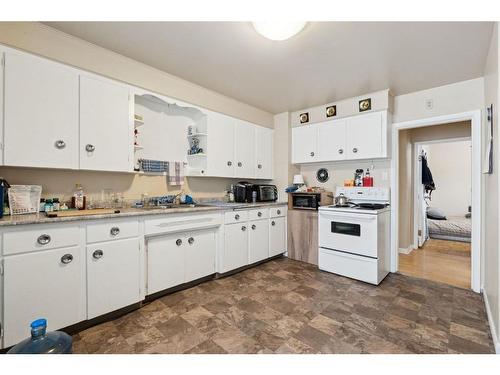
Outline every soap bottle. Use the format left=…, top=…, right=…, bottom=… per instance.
left=72, top=184, right=86, bottom=210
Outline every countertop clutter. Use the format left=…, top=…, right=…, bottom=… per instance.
left=0, top=201, right=288, bottom=227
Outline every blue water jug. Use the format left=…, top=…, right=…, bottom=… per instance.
left=7, top=319, right=73, bottom=354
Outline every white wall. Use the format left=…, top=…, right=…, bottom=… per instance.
left=482, top=22, right=500, bottom=353
left=426, top=140, right=472, bottom=217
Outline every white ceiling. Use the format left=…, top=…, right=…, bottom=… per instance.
left=45, top=22, right=493, bottom=114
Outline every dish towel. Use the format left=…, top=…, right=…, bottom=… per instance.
left=138, top=159, right=168, bottom=172
left=168, top=161, right=185, bottom=186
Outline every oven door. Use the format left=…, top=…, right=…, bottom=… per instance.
left=258, top=186, right=276, bottom=202
left=292, top=194, right=317, bottom=210
left=319, top=211, right=378, bottom=258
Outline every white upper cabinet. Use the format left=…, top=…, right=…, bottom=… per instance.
left=292, top=110, right=388, bottom=164
left=255, top=126, right=273, bottom=179
left=206, top=111, right=235, bottom=177
left=292, top=123, right=319, bottom=163
left=234, top=120, right=255, bottom=178
left=80, top=76, right=132, bottom=172
left=346, top=111, right=386, bottom=160
left=3, top=51, right=79, bottom=169
left=317, top=119, right=347, bottom=162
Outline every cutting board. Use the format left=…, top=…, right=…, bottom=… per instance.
left=46, top=209, right=121, bottom=218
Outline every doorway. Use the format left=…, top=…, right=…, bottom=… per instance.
left=390, top=110, right=482, bottom=292
left=399, top=138, right=472, bottom=289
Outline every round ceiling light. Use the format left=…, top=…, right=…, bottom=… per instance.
left=252, top=22, right=307, bottom=41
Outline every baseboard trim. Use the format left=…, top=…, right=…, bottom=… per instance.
left=483, top=290, right=500, bottom=354
left=398, top=246, right=414, bottom=255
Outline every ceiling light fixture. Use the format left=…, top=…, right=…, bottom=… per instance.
left=252, top=22, right=307, bottom=41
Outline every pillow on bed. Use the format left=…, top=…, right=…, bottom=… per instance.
left=427, top=207, right=447, bottom=220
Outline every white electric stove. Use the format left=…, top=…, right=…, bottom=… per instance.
left=318, top=187, right=391, bottom=285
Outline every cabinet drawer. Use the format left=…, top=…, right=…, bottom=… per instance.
left=248, top=208, right=269, bottom=221
left=224, top=210, right=248, bottom=224
left=86, top=219, right=139, bottom=243
left=3, top=224, right=80, bottom=255
left=270, top=206, right=287, bottom=218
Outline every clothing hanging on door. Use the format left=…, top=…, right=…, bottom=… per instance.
left=421, top=153, right=435, bottom=197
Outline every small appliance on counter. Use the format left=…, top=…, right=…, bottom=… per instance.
left=233, top=182, right=278, bottom=203
left=289, top=190, right=333, bottom=210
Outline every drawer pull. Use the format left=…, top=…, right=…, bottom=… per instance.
left=310, top=152, right=315, bottom=157
left=353, top=147, right=358, bottom=153
left=251, top=224, right=256, bottom=230
left=188, top=237, right=195, bottom=245
left=61, top=254, right=73, bottom=264
left=237, top=162, right=242, bottom=167
left=92, top=249, right=104, bottom=259
left=271, top=221, right=276, bottom=226
left=110, top=227, right=120, bottom=236
left=85, top=144, right=96, bottom=152
left=176, top=239, right=182, bottom=246
left=277, top=209, right=281, bottom=215
left=241, top=226, right=246, bottom=231
left=54, top=140, right=66, bottom=149
left=227, top=161, right=232, bottom=166
left=234, top=214, right=240, bottom=220
left=37, top=234, right=51, bottom=245
left=257, top=211, right=262, bottom=217
left=338, top=149, right=344, bottom=154
left=257, top=164, right=262, bottom=169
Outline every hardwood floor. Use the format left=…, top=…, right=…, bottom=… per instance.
left=399, top=239, right=471, bottom=289
left=72, top=257, right=494, bottom=354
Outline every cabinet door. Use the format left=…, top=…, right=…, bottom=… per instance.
left=292, top=124, right=318, bottom=163
left=185, top=230, right=216, bottom=282
left=206, top=111, right=235, bottom=177
left=249, top=219, right=270, bottom=264
left=346, top=112, right=384, bottom=159
left=147, top=233, right=185, bottom=294
left=0, top=51, right=4, bottom=165
left=4, top=52, right=79, bottom=169
left=255, top=126, right=273, bottom=179
left=80, top=76, right=132, bottom=172
left=234, top=120, right=256, bottom=178
left=317, top=120, right=347, bottom=161
left=87, top=238, right=141, bottom=319
left=3, top=246, right=85, bottom=347
left=269, top=217, right=286, bottom=257
left=223, top=223, right=249, bottom=272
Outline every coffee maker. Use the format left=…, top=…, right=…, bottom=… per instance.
left=233, top=182, right=254, bottom=203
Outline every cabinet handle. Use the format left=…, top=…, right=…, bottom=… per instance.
left=241, top=226, right=246, bottom=231
left=86, top=144, right=96, bottom=152
left=257, top=211, right=262, bottom=217
left=61, top=254, right=73, bottom=264
left=353, top=147, right=358, bottom=153
left=227, top=161, right=232, bottom=166
left=235, top=214, right=240, bottom=220
left=188, top=237, right=194, bottom=245
left=271, top=220, right=276, bottom=226
left=54, top=140, right=66, bottom=149
left=251, top=224, right=256, bottom=230
left=37, top=234, right=51, bottom=245
left=257, top=164, right=262, bottom=169
left=92, top=249, right=103, bottom=259
left=338, top=149, right=344, bottom=154
left=110, top=227, right=120, bottom=236
left=176, top=239, right=182, bottom=246
left=237, top=162, right=242, bottom=167
left=277, top=209, right=281, bottom=215
left=310, top=152, right=315, bottom=157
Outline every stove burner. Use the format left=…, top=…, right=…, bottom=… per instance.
left=357, top=203, right=388, bottom=210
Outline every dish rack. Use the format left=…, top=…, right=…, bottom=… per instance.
left=8, top=185, right=42, bottom=215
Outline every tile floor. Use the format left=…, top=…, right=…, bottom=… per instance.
left=73, top=258, right=495, bottom=354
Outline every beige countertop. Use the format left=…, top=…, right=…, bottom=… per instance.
left=0, top=201, right=288, bottom=227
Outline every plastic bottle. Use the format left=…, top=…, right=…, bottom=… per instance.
left=7, top=319, right=73, bottom=354
left=52, top=198, right=60, bottom=211
left=72, top=184, right=86, bottom=210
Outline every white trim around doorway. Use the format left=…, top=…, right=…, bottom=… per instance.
left=390, top=110, right=482, bottom=293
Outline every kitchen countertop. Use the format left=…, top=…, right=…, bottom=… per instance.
left=0, top=201, right=288, bottom=227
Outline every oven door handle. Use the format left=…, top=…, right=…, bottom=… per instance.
left=319, top=212, right=377, bottom=222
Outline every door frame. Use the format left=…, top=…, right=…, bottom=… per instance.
left=412, top=137, right=472, bottom=249
left=390, top=110, right=482, bottom=292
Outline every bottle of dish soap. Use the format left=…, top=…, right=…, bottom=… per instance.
left=72, top=184, right=86, bottom=210
left=7, top=318, right=73, bottom=354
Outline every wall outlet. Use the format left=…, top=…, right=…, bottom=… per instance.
left=425, top=99, right=434, bottom=110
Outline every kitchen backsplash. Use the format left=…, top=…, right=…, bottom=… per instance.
left=299, top=159, right=391, bottom=192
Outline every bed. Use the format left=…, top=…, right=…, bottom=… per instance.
left=427, top=215, right=471, bottom=243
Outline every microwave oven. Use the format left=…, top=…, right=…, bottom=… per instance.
left=289, top=192, right=333, bottom=210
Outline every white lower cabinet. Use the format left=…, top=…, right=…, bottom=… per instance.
left=269, top=217, right=286, bottom=257
left=249, top=219, right=269, bottom=264
left=86, top=238, right=141, bottom=319
left=223, top=223, right=249, bottom=272
left=147, top=229, right=217, bottom=295
left=3, top=246, right=85, bottom=347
